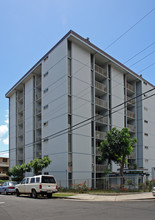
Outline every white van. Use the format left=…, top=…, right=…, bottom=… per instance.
left=15, top=175, right=57, bottom=198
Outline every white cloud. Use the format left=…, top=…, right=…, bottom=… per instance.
left=0, top=152, right=9, bottom=158
left=5, top=110, right=9, bottom=124
left=3, top=137, right=9, bottom=145
left=0, top=125, right=8, bottom=138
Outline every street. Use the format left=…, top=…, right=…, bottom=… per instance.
left=0, top=194, right=155, bottom=220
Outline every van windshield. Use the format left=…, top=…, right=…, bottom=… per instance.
left=42, top=176, right=56, bottom=183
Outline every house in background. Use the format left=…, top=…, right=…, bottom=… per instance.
left=5, top=30, right=155, bottom=187
left=0, top=157, right=9, bottom=180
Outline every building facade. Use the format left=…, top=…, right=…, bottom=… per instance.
left=6, top=30, right=155, bottom=186
left=0, top=157, right=9, bottom=180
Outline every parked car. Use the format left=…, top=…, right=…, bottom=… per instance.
left=0, top=181, right=16, bottom=195
left=15, top=175, right=57, bottom=198
left=152, top=186, right=155, bottom=196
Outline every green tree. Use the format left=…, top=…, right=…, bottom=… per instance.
left=30, top=156, right=51, bottom=175
left=99, top=127, right=137, bottom=181
left=7, top=162, right=31, bottom=182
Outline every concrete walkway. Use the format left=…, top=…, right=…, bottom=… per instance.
left=68, top=192, right=154, bottom=201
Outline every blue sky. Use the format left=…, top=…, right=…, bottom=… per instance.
left=0, top=0, right=155, bottom=157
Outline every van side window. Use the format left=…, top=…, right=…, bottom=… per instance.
left=26, top=178, right=29, bottom=184
left=30, top=178, right=35, bottom=183
left=21, top=178, right=26, bottom=184
left=36, top=177, right=40, bottom=183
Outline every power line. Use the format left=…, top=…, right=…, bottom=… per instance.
left=104, top=8, right=155, bottom=50
left=129, top=50, right=155, bottom=68
left=138, top=62, right=155, bottom=73
left=0, top=87, right=154, bottom=155
left=124, top=41, right=155, bottom=64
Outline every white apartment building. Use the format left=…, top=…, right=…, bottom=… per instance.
left=6, top=30, right=155, bottom=186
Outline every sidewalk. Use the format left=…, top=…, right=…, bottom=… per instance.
left=67, top=192, right=154, bottom=201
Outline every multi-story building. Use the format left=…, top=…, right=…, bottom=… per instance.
left=0, top=157, right=9, bottom=180
left=6, top=30, right=155, bottom=186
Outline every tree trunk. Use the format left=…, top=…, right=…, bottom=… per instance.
left=120, top=155, right=125, bottom=189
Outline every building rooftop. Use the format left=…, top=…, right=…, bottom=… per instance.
left=5, top=30, right=154, bottom=98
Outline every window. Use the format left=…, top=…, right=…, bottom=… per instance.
left=144, top=107, right=148, bottom=111
left=144, top=133, right=148, bottom=136
left=26, top=178, right=29, bottom=184
left=42, top=176, right=56, bottom=183
left=44, top=138, right=49, bottom=142
left=44, top=88, right=48, bottom=94
left=30, top=178, right=35, bottom=183
left=143, top=81, right=147, bottom=85
left=44, top=55, right=48, bottom=61
left=145, top=159, right=149, bottom=162
left=145, top=146, right=149, bottom=149
left=3, top=158, right=7, bottom=162
left=36, top=177, right=40, bottom=183
left=21, top=178, right=26, bottom=184
left=144, top=120, right=148, bottom=124
left=44, top=105, right=48, bottom=110
left=44, top=121, right=48, bottom=126
left=44, top=72, right=48, bottom=77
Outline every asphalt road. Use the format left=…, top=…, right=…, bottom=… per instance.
left=0, top=194, right=155, bottom=220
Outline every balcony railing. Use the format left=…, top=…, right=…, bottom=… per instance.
left=95, top=64, right=107, bottom=78
left=127, top=96, right=135, bottom=105
left=127, top=83, right=134, bottom=93
left=95, top=97, right=107, bottom=109
left=127, top=110, right=135, bottom=119
left=18, top=117, right=23, bottom=125
left=18, top=106, right=23, bottom=113
left=128, top=150, right=136, bottom=159
left=127, top=124, right=136, bottom=133
left=96, top=131, right=106, bottom=140
left=36, top=78, right=41, bottom=87
left=36, top=121, right=41, bottom=129
left=36, top=92, right=41, bottom=100
left=96, top=164, right=108, bottom=172
left=36, top=107, right=41, bottom=115
left=18, top=129, right=23, bottom=136
left=96, top=114, right=108, bottom=124
left=18, top=92, right=23, bottom=101
left=95, top=81, right=107, bottom=93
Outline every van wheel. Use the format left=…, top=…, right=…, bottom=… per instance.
left=32, top=189, right=37, bottom=198
left=47, top=193, right=52, bottom=198
left=16, top=189, right=20, bottom=197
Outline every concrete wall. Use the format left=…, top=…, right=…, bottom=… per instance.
left=41, top=39, right=68, bottom=182
left=142, top=81, right=155, bottom=179
left=71, top=42, right=92, bottom=181
left=111, top=66, right=124, bottom=172
left=9, top=93, right=16, bottom=168
left=25, top=78, right=34, bottom=164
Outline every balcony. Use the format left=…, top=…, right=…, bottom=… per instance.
left=128, top=150, right=136, bottom=159
left=127, top=96, right=135, bottom=106
left=17, top=152, right=23, bottom=160
left=36, top=136, right=41, bottom=142
left=95, top=64, right=107, bottom=78
left=36, top=78, right=41, bottom=88
left=18, top=93, right=23, bottom=102
left=68, top=165, right=72, bottom=172
left=18, top=129, right=23, bottom=137
left=18, top=106, right=23, bottom=113
left=96, top=148, right=101, bottom=156
left=36, top=92, right=41, bottom=101
left=95, top=97, right=107, bottom=109
left=96, top=164, right=108, bottom=172
left=127, top=110, right=135, bottom=119
left=127, top=124, right=136, bottom=133
left=96, top=114, right=108, bottom=125
left=18, top=117, right=23, bottom=125
left=36, top=121, right=41, bottom=129
left=36, top=107, right=41, bottom=115
left=127, top=83, right=134, bottom=94
left=96, top=131, right=106, bottom=140
left=95, top=81, right=107, bottom=94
